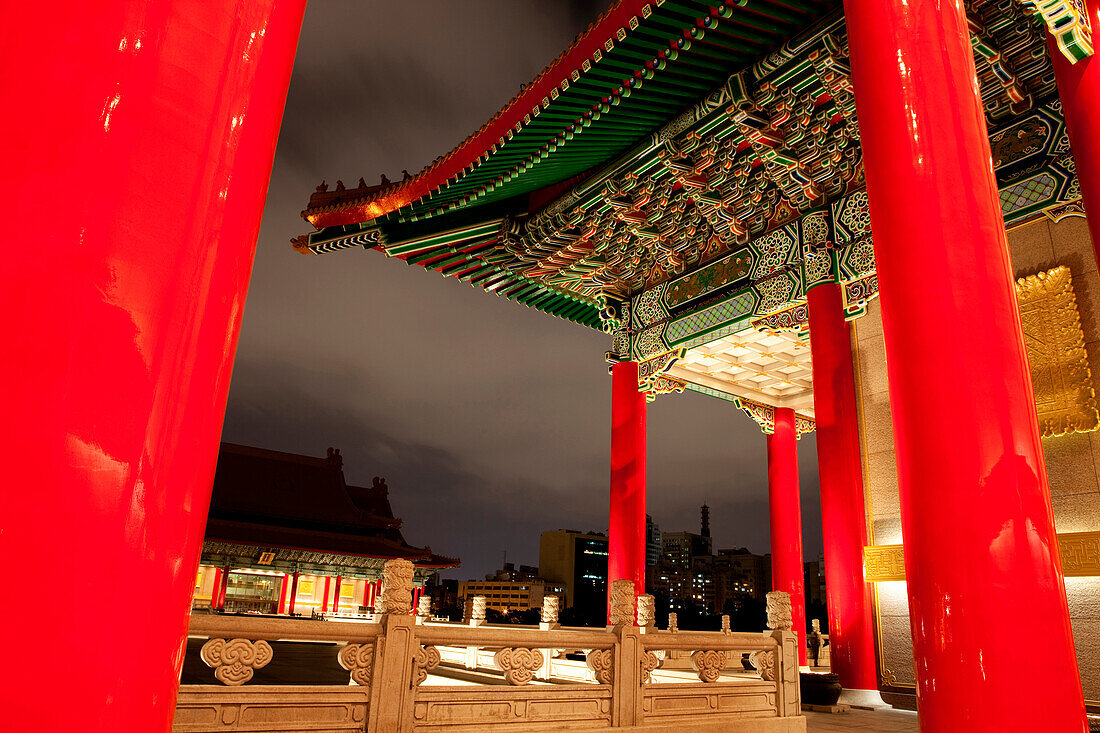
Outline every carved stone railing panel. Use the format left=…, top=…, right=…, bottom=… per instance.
left=412, top=644, right=441, bottom=687
left=493, top=648, right=545, bottom=685
left=337, top=643, right=374, bottom=686
left=586, top=648, right=614, bottom=685
left=749, top=649, right=776, bottom=681
left=180, top=612, right=801, bottom=730
left=199, top=638, right=273, bottom=686
left=690, top=649, right=728, bottom=683
left=639, top=650, right=661, bottom=684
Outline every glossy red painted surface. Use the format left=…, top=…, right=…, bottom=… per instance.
left=212, top=568, right=224, bottom=610
left=845, top=2, right=1087, bottom=729
left=806, top=282, right=877, bottom=691
left=321, top=576, right=332, bottom=613
left=608, top=361, right=647, bottom=617
left=217, top=567, right=231, bottom=610
left=767, top=408, right=807, bottom=666
left=278, top=574, right=290, bottom=614
left=333, top=576, right=342, bottom=613
left=1052, top=0, right=1100, bottom=264
left=289, top=572, right=300, bottom=615
left=0, top=1, right=304, bottom=727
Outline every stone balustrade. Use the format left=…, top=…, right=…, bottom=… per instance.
left=175, top=568, right=803, bottom=732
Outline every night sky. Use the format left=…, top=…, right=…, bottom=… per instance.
left=222, top=1, right=825, bottom=579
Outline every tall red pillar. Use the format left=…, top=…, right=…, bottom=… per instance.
left=1051, top=0, right=1100, bottom=264
left=767, top=407, right=807, bottom=667
left=278, top=574, right=290, bottom=615
left=844, top=2, right=1087, bottom=730
left=0, top=1, right=305, bottom=730
left=333, top=575, right=342, bottom=614
left=608, top=360, right=647, bottom=619
left=806, top=283, right=877, bottom=691
left=288, top=572, right=300, bottom=615
left=321, top=576, right=331, bottom=613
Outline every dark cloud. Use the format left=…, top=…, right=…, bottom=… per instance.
left=224, top=1, right=825, bottom=579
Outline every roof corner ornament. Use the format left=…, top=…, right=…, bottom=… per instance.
left=290, top=234, right=316, bottom=256
left=1018, top=0, right=1094, bottom=63
left=326, top=446, right=342, bottom=467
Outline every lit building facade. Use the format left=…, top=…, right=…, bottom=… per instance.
left=538, top=530, right=609, bottom=616
left=196, top=443, right=459, bottom=616
left=457, top=579, right=565, bottom=614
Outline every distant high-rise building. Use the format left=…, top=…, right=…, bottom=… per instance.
left=700, top=503, right=711, bottom=538
left=538, top=529, right=608, bottom=619
left=645, top=514, right=661, bottom=567
left=662, top=530, right=713, bottom=567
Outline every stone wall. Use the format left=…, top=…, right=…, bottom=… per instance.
left=853, top=215, right=1100, bottom=704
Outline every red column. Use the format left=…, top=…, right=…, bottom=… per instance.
left=321, top=576, right=331, bottom=613
left=1051, top=0, right=1100, bottom=264
left=608, top=360, right=647, bottom=619
left=288, top=572, right=300, bottom=615
left=278, top=574, right=289, bottom=615
left=211, top=568, right=223, bottom=610
left=807, top=283, right=877, bottom=690
left=333, top=575, right=342, bottom=614
left=217, top=567, right=231, bottom=611
left=0, top=1, right=305, bottom=730
left=844, top=2, right=1087, bottom=730
left=412, top=586, right=422, bottom=615
left=767, top=407, right=807, bottom=667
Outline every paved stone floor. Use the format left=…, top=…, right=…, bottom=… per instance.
left=805, top=707, right=919, bottom=732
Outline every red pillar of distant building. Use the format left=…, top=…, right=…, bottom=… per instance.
left=1050, top=0, right=1100, bottom=264
left=321, top=576, right=331, bottom=613
left=211, top=569, right=223, bottom=610
left=0, top=1, right=305, bottom=730
left=767, top=407, right=807, bottom=667
left=333, top=576, right=342, bottom=614
left=844, top=1, right=1087, bottom=729
left=608, top=360, right=647, bottom=619
left=217, top=566, right=231, bottom=611
left=278, top=574, right=290, bottom=615
left=288, top=572, right=300, bottom=615
left=806, top=282, right=877, bottom=691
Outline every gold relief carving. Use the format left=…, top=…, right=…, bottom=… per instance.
left=1060, top=530, right=1100, bottom=577
left=1016, top=266, right=1099, bottom=437
left=863, top=545, right=907, bottom=582
left=865, top=532, right=1100, bottom=581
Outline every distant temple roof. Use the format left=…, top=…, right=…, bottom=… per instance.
left=204, top=443, right=459, bottom=569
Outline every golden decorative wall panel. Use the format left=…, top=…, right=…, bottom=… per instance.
left=1016, top=265, right=1099, bottom=437
left=865, top=531, right=1100, bottom=581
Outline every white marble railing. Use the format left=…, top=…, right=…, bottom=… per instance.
left=174, top=567, right=803, bottom=733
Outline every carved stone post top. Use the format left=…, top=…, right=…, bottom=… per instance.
left=416, top=594, right=432, bottom=617
left=811, top=618, right=821, bottom=633
left=721, top=614, right=731, bottom=633
left=471, top=595, right=487, bottom=620
left=667, top=612, right=678, bottom=632
left=636, top=594, right=656, bottom=628
left=379, top=558, right=415, bottom=615
left=609, top=579, right=636, bottom=627
left=541, top=595, right=560, bottom=624
left=765, top=590, right=793, bottom=631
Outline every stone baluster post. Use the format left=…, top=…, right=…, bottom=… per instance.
left=367, top=559, right=420, bottom=733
